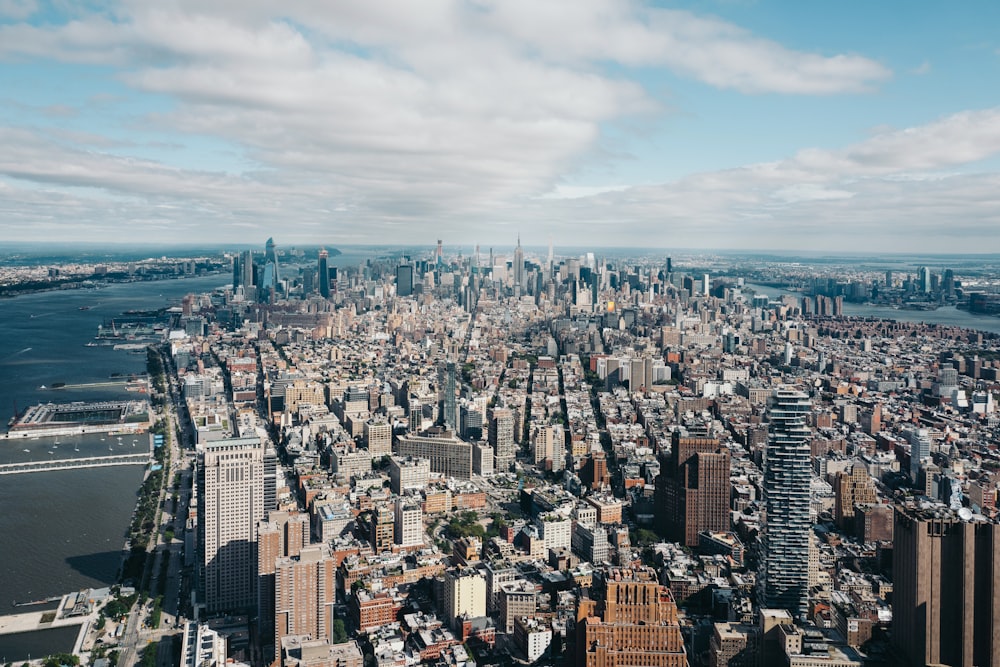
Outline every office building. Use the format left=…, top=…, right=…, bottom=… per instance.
left=759, top=390, right=812, bottom=620
left=388, top=455, right=431, bottom=495
left=394, top=496, right=423, bottom=547
left=489, top=408, right=516, bottom=471
left=396, top=264, right=414, bottom=297
left=395, top=428, right=473, bottom=480
left=893, top=504, right=1000, bottom=667
left=833, top=463, right=877, bottom=531
left=576, top=566, right=687, bottom=667
left=497, top=580, right=536, bottom=633
left=200, top=437, right=265, bottom=614
left=364, top=419, right=392, bottom=458
left=656, top=430, right=731, bottom=547
left=318, top=249, right=330, bottom=298
left=259, top=511, right=311, bottom=653
left=370, top=503, right=395, bottom=553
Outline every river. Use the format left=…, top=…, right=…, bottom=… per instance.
left=0, top=251, right=373, bottom=661
left=744, top=283, right=1000, bottom=335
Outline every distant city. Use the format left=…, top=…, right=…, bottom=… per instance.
left=3, top=239, right=1000, bottom=667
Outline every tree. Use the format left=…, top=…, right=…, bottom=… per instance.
left=332, top=619, right=348, bottom=644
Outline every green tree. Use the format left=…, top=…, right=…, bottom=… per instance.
left=331, top=619, right=348, bottom=644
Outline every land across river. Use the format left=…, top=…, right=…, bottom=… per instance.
left=744, top=283, right=1000, bottom=335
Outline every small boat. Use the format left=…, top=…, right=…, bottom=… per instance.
left=22, top=449, right=29, bottom=453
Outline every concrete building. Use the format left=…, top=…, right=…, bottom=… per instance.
left=200, top=437, right=265, bottom=614
left=395, top=428, right=473, bottom=480
left=497, top=580, right=536, bottom=633
left=893, top=504, right=1000, bottom=667
left=364, top=419, right=392, bottom=458
left=388, top=455, right=431, bottom=494
left=394, top=496, right=423, bottom=548
left=759, top=390, right=812, bottom=620
left=274, top=546, right=337, bottom=656
left=442, top=568, right=487, bottom=631
left=489, top=408, right=516, bottom=471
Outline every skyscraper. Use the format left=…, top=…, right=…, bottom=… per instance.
left=396, top=264, right=413, bottom=297
left=759, top=389, right=812, bottom=620
left=656, top=430, right=731, bottom=547
left=264, top=237, right=280, bottom=284
left=318, top=248, right=330, bottom=298
left=489, top=407, right=516, bottom=471
left=513, top=236, right=525, bottom=296
left=200, top=437, right=265, bottom=614
left=893, top=504, right=1000, bottom=667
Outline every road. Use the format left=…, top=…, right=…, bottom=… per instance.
left=117, top=347, right=193, bottom=667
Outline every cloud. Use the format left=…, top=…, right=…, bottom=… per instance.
left=0, top=0, right=35, bottom=20
left=0, top=1, right=995, bottom=252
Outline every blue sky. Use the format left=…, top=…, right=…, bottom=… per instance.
left=1, top=0, right=1000, bottom=252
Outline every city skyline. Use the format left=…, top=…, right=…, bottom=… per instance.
left=1, top=3, right=1000, bottom=251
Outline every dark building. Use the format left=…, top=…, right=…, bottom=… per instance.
left=893, top=504, right=1000, bottom=667
left=396, top=264, right=414, bottom=297
left=318, top=248, right=330, bottom=298
left=655, top=430, right=731, bottom=547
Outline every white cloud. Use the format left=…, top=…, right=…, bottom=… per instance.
left=1, top=1, right=997, bottom=252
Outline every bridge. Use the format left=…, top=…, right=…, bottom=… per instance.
left=0, top=452, right=152, bottom=475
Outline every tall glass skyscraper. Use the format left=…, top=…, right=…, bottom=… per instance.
left=759, top=389, right=812, bottom=619
left=318, top=248, right=330, bottom=298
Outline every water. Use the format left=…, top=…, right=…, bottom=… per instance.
left=0, top=274, right=228, bottom=660
left=743, top=283, right=1000, bottom=335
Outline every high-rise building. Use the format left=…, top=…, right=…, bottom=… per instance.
left=396, top=264, right=414, bottom=297
left=364, top=419, right=392, bottom=458
left=440, top=361, right=458, bottom=432
left=833, top=463, right=877, bottom=530
left=264, top=237, right=280, bottom=284
left=489, top=408, right=516, bottom=471
left=274, top=545, right=337, bottom=656
left=576, top=566, right=687, bottom=667
left=200, top=437, right=265, bottom=614
left=442, top=568, right=487, bottom=631
left=893, top=504, right=1000, bottom=667
left=394, top=496, right=423, bottom=547
left=369, top=503, right=394, bottom=553
left=513, top=236, right=525, bottom=295
left=759, top=389, right=812, bottom=620
left=318, top=249, right=330, bottom=298
left=388, top=455, right=431, bottom=495
left=656, top=430, right=731, bottom=547
left=258, top=511, right=311, bottom=655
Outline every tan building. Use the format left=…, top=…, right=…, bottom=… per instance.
left=442, top=568, right=487, bottom=631
left=201, top=437, right=265, bottom=614
left=833, top=463, right=877, bottom=530
left=576, top=566, right=687, bottom=667
left=497, top=580, right=536, bottom=634
left=364, top=419, right=392, bottom=458
left=280, top=636, right=363, bottom=667
left=709, top=622, right=757, bottom=667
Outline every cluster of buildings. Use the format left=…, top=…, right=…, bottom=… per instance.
left=159, top=238, right=1000, bottom=667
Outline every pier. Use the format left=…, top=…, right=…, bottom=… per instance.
left=0, top=453, right=151, bottom=475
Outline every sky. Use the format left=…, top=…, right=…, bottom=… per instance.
left=1, top=1, right=1000, bottom=252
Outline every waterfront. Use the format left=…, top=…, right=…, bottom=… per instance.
left=0, top=254, right=371, bottom=661
left=0, top=273, right=227, bottom=661
left=744, top=283, right=1000, bottom=335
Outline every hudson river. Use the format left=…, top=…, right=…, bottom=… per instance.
left=0, top=273, right=229, bottom=661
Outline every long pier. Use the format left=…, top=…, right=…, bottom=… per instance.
left=0, top=452, right=151, bottom=475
